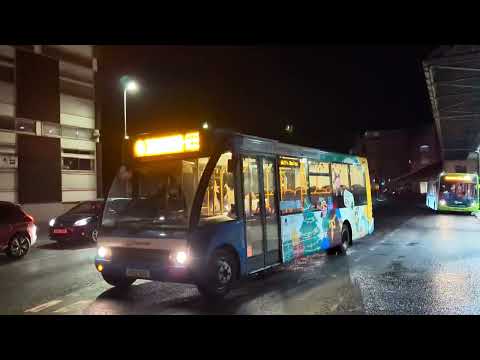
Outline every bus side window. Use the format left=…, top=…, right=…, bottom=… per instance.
left=279, top=157, right=308, bottom=214
left=308, top=160, right=331, bottom=210
left=331, top=163, right=351, bottom=208
left=350, top=164, right=367, bottom=206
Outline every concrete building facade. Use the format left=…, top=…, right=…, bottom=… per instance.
left=0, top=45, right=101, bottom=221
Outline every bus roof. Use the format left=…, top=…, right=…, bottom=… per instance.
left=221, top=129, right=366, bottom=165
left=132, top=128, right=367, bottom=166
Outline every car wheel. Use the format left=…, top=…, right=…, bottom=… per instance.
left=6, top=233, right=30, bottom=259
left=196, top=249, right=238, bottom=301
left=91, top=229, right=98, bottom=243
left=327, top=225, right=350, bottom=256
left=102, top=273, right=136, bottom=288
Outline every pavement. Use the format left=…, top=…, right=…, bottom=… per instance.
left=1, top=198, right=480, bottom=314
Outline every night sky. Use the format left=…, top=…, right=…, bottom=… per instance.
left=98, top=45, right=437, bottom=194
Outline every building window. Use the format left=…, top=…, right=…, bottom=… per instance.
left=308, top=160, right=331, bottom=210
left=349, top=164, right=367, bottom=206
left=62, top=157, right=95, bottom=171
left=201, top=152, right=236, bottom=220
left=15, top=118, right=36, bottom=133
left=455, top=165, right=467, bottom=173
left=42, top=122, right=61, bottom=137
left=0, top=116, right=15, bottom=131
left=61, top=125, right=93, bottom=140
left=279, top=157, right=308, bottom=214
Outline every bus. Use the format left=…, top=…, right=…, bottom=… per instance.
left=95, top=128, right=374, bottom=299
left=426, top=172, right=479, bottom=212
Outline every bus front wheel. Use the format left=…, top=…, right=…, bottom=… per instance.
left=102, top=273, right=136, bottom=288
left=196, top=249, right=238, bottom=301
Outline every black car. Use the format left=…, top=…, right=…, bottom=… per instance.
left=49, top=201, right=104, bottom=243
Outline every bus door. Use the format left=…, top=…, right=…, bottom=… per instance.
left=242, top=156, right=281, bottom=273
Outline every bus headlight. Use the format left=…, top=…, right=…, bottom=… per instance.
left=97, top=246, right=111, bottom=259
left=170, top=249, right=189, bottom=265
left=175, top=251, right=188, bottom=265
left=439, top=199, right=446, bottom=206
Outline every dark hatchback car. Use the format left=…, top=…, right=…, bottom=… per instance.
left=0, top=201, right=37, bottom=259
left=49, top=201, right=104, bottom=243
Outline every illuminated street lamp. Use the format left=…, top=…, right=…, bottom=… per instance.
left=123, top=80, right=139, bottom=140
left=202, top=122, right=209, bottom=130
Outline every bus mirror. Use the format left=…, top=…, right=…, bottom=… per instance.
left=227, top=159, right=234, bottom=173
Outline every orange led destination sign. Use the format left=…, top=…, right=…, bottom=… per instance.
left=134, top=131, right=200, bottom=157
left=443, top=175, right=476, bottom=182
left=279, top=158, right=300, bottom=168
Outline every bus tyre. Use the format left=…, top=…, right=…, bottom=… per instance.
left=102, top=274, right=136, bottom=288
left=327, top=225, right=350, bottom=256
left=197, top=249, right=238, bottom=301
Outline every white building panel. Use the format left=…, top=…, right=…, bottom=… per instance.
left=0, top=171, right=16, bottom=190
left=60, top=94, right=94, bottom=119
left=0, top=103, right=14, bottom=117
left=59, top=61, right=94, bottom=83
left=60, top=113, right=95, bottom=129
left=51, top=45, right=93, bottom=60
left=0, top=131, right=16, bottom=145
left=62, top=173, right=96, bottom=191
left=0, top=46, right=15, bottom=59
left=61, top=138, right=96, bottom=151
left=0, top=191, right=16, bottom=203
left=0, top=81, right=14, bottom=104
left=62, top=190, right=97, bottom=203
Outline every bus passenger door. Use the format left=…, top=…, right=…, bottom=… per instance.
left=242, top=156, right=280, bottom=273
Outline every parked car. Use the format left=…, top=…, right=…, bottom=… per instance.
left=49, top=201, right=104, bottom=243
left=0, top=201, right=37, bottom=259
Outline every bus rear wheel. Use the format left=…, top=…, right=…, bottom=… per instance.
left=327, top=225, right=350, bottom=256
left=102, top=273, right=136, bottom=288
left=196, top=249, right=238, bottom=301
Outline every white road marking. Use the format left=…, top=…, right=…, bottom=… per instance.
left=53, top=300, right=93, bottom=314
left=25, top=300, right=62, bottom=313
left=369, top=247, right=376, bottom=251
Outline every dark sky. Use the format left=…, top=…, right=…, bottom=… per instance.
left=98, top=45, right=436, bottom=194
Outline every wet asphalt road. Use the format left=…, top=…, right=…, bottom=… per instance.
left=1, top=199, right=480, bottom=315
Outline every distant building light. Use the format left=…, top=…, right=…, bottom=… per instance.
left=420, top=145, right=430, bottom=152
left=285, top=124, right=294, bottom=133
left=409, top=160, right=412, bottom=164
left=202, top=122, right=209, bottom=130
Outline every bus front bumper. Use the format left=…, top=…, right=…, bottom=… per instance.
left=95, top=257, right=195, bottom=284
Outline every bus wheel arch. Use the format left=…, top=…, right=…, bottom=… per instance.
left=342, top=220, right=353, bottom=246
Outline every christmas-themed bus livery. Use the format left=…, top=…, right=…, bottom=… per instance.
left=95, top=129, right=374, bottom=300
left=426, top=172, right=479, bottom=213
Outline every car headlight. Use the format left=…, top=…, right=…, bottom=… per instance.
left=97, top=246, right=111, bottom=259
left=439, top=199, right=446, bottom=206
left=49, top=218, right=56, bottom=227
left=74, top=217, right=91, bottom=226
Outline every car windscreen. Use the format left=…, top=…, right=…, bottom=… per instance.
left=67, top=202, right=102, bottom=215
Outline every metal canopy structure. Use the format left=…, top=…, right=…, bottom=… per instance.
left=423, top=45, right=480, bottom=160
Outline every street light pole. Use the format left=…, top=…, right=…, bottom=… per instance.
left=123, top=88, right=129, bottom=140
left=121, top=80, right=138, bottom=163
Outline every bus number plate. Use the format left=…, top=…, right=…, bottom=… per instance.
left=126, top=268, right=151, bottom=278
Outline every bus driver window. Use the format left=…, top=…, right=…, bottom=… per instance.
left=200, top=152, right=236, bottom=221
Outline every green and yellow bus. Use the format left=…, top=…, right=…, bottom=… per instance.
left=426, top=172, right=479, bottom=212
